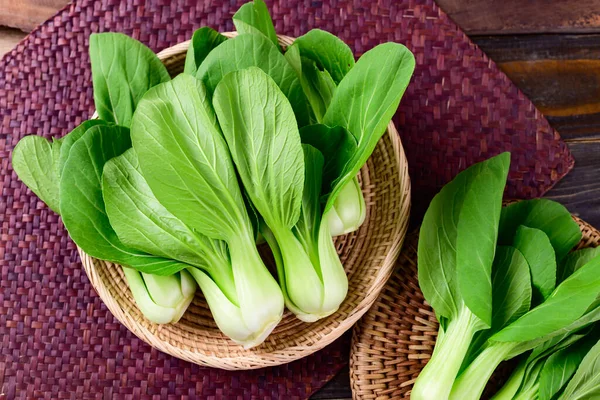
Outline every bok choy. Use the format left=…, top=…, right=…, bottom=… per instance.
left=412, top=152, right=600, bottom=400
left=285, top=28, right=367, bottom=236
left=412, top=153, right=511, bottom=400
left=131, top=73, right=284, bottom=346
left=102, top=149, right=275, bottom=346
left=556, top=336, right=600, bottom=399
left=12, top=122, right=196, bottom=324
left=212, top=67, right=330, bottom=321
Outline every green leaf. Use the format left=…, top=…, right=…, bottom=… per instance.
left=293, top=144, right=324, bottom=270
left=102, top=149, right=237, bottom=304
left=499, top=199, right=581, bottom=261
left=322, top=42, right=415, bottom=211
left=212, top=67, right=304, bottom=230
left=491, top=246, right=533, bottom=332
left=232, top=0, right=279, bottom=48
left=285, top=45, right=336, bottom=122
left=89, top=32, right=170, bottom=127
left=464, top=246, right=532, bottom=369
left=417, top=165, right=470, bottom=320
left=539, top=334, right=599, bottom=400
left=506, top=332, right=592, bottom=400
left=12, top=135, right=62, bottom=214
left=58, top=120, right=109, bottom=177
left=418, top=153, right=510, bottom=322
left=513, top=226, right=557, bottom=303
left=293, top=29, right=355, bottom=84
left=212, top=67, right=323, bottom=316
left=515, top=306, right=600, bottom=360
left=456, top=154, right=511, bottom=326
left=558, top=338, right=600, bottom=400
left=59, top=124, right=185, bottom=275
left=529, top=331, right=590, bottom=363
left=559, top=247, right=600, bottom=283
left=102, top=150, right=227, bottom=265
left=130, top=73, right=284, bottom=334
left=183, top=27, right=228, bottom=75
left=492, top=253, right=600, bottom=343
left=299, top=124, right=357, bottom=196
left=13, top=120, right=111, bottom=215
left=131, top=73, right=249, bottom=241
left=196, top=33, right=311, bottom=126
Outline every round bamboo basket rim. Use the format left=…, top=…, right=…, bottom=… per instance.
left=349, top=214, right=599, bottom=399
left=78, top=32, right=412, bottom=370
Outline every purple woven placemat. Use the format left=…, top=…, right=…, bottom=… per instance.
left=0, top=0, right=573, bottom=399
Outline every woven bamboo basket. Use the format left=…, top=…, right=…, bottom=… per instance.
left=349, top=216, right=600, bottom=399
left=78, top=32, right=411, bottom=370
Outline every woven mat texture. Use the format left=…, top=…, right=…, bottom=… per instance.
left=0, top=0, right=573, bottom=398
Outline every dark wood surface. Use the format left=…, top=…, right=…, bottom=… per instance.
left=0, top=1, right=598, bottom=399
left=0, top=0, right=68, bottom=32
left=436, top=0, right=600, bottom=35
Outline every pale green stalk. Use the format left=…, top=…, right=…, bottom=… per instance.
left=449, top=342, right=517, bottom=400
left=411, top=304, right=487, bottom=400
left=122, top=268, right=196, bottom=324
left=490, top=358, right=527, bottom=400
left=513, top=383, right=540, bottom=400
left=227, top=233, right=284, bottom=341
left=327, top=177, right=366, bottom=236
left=316, top=217, right=349, bottom=318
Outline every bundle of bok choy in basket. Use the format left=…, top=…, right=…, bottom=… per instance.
left=411, top=153, right=600, bottom=400
left=11, top=0, right=415, bottom=348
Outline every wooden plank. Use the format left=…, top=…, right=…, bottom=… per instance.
left=472, top=34, right=600, bottom=63
left=0, top=0, right=69, bottom=32
left=545, top=139, right=600, bottom=228
left=499, top=59, right=600, bottom=117
left=547, top=114, right=600, bottom=141
left=0, top=27, right=27, bottom=59
left=436, top=0, right=600, bottom=35
left=471, top=34, right=600, bottom=139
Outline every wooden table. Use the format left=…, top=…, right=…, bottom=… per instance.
left=2, top=1, right=600, bottom=399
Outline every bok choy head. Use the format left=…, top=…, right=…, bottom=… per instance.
left=12, top=119, right=197, bottom=325
left=411, top=152, right=511, bottom=400
left=102, top=148, right=271, bottom=345
left=130, top=73, right=284, bottom=348
left=213, top=67, right=340, bottom=321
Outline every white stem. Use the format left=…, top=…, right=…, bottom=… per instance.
left=411, top=305, right=484, bottom=400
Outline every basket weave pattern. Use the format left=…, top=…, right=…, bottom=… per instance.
left=78, top=33, right=412, bottom=370
left=350, top=217, right=600, bottom=399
